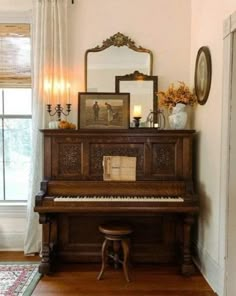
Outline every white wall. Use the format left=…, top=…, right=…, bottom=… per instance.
left=68, top=0, right=191, bottom=125
left=190, top=1, right=236, bottom=295
left=0, top=206, right=27, bottom=250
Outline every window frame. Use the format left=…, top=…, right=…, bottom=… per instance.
left=0, top=12, right=32, bottom=206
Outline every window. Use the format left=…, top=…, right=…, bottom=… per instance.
left=0, top=88, right=32, bottom=201
left=0, top=24, right=32, bottom=202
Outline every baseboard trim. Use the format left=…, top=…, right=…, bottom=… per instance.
left=0, top=233, right=24, bottom=251
left=194, top=243, right=225, bottom=296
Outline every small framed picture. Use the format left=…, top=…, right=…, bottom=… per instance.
left=194, top=46, right=212, bottom=105
left=78, top=92, right=130, bottom=129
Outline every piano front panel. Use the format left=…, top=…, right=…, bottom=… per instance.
left=44, top=130, right=194, bottom=181
left=57, top=213, right=180, bottom=263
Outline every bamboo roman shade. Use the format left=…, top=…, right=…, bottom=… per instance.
left=0, top=24, right=31, bottom=87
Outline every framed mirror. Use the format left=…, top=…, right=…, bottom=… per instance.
left=115, top=71, right=158, bottom=127
left=85, top=32, right=153, bottom=92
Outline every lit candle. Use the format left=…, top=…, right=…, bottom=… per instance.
left=133, top=105, right=142, bottom=117
left=67, top=82, right=71, bottom=104
left=44, top=79, right=51, bottom=104
left=54, top=81, right=60, bottom=104
left=60, top=80, right=65, bottom=103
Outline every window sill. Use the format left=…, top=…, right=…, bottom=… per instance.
left=0, top=202, right=27, bottom=206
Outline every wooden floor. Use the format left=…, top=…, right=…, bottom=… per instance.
left=0, top=252, right=216, bottom=296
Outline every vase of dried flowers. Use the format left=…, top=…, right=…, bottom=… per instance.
left=158, top=81, right=197, bottom=129
left=168, top=103, right=187, bottom=129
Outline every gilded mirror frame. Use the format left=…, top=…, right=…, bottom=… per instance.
left=85, top=32, right=153, bottom=91
left=115, top=70, right=158, bottom=125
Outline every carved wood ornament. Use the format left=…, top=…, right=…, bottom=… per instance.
left=59, top=144, right=81, bottom=175
left=88, top=32, right=152, bottom=52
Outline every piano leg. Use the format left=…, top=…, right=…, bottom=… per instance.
left=181, top=213, right=195, bottom=276
left=38, top=214, right=56, bottom=275
left=39, top=242, right=51, bottom=275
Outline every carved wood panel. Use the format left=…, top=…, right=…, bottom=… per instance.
left=58, top=143, right=82, bottom=176
left=89, top=143, right=144, bottom=176
left=152, top=143, right=176, bottom=176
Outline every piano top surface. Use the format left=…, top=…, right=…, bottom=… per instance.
left=40, top=128, right=196, bottom=138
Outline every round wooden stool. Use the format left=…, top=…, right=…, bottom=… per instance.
left=97, top=222, right=133, bottom=282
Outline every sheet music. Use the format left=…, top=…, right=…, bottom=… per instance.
left=103, top=156, right=136, bottom=181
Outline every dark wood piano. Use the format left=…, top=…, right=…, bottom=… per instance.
left=34, top=128, right=199, bottom=275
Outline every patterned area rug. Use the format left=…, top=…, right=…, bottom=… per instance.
left=0, top=263, right=41, bottom=296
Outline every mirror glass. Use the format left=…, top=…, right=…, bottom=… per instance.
left=115, top=71, right=158, bottom=127
left=85, top=32, right=153, bottom=92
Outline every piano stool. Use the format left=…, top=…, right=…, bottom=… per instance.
left=97, top=222, right=133, bottom=282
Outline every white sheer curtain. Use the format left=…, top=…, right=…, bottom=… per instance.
left=24, top=0, right=69, bottom=254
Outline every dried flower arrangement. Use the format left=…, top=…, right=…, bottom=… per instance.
left=158, top=81, right=197, bottom=109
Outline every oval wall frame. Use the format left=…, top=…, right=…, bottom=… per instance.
left=194, top=46, right=212, bottom=105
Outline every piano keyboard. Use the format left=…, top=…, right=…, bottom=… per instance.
left=54, top=196, right=184, bottom=202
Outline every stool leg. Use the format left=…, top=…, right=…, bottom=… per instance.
left=121, top=238, right=131, bottom=282
left=113, top=240, right=120, bottom=269
left=97, top=238, right=109, bottom=280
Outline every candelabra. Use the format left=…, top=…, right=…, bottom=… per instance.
left=46, top=103, right=71, bottom=121
left=133, top=116, right=142, bottom=128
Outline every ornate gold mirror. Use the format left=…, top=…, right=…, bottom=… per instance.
left=85, top=32, right=153, bottom=92
left=115, top=71, right=158, bottom=127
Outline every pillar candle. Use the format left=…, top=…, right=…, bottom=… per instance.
left=133, top=105, right=142, bottom=117
left=44, top=79, right=51, bottom=105
left=67, top=82, right=71, bottom=104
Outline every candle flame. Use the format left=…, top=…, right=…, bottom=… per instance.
left=44, top=79, right=51, bottom=92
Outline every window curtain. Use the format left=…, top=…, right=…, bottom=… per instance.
left=24, top=0, right=69, bottom=254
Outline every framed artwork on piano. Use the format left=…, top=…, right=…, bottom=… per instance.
left=78, top=92, right=130, bottom=129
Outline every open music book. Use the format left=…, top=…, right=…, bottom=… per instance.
left=103, top=156, right=136, bottom=181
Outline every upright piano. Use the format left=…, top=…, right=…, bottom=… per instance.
left=34, top=129, right=199, bottom=275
